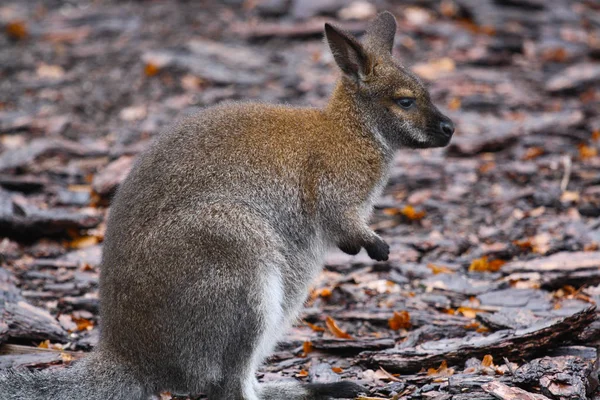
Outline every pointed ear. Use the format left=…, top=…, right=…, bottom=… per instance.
left=363, top=11, right=397, bottom=54
left=324, top=23, right=371, bottom=80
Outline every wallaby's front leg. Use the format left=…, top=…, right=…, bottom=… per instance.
left=335, top=211, right=390, bottom=261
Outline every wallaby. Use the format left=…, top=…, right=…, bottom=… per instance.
left=0, top=11, right=454, bottom=400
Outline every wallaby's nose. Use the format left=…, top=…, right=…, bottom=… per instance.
left=440, top=121, right=455, bottom=137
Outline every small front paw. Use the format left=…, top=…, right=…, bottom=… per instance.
left=338, top=241, right=361, bottom=255
left=365, top=237, right=389, bottom=261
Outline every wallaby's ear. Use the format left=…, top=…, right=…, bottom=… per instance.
left=325, top=23, right=371, bottom=80
left=363, top=11, right=397, bottom=55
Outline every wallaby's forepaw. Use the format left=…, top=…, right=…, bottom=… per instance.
left=338, top=241, right=361, bottom=256
left=307, top=381, right=367, bottom=398
left=365, top=237, right=389, bottom=261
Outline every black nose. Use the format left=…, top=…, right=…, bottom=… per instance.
left=440, top=121, right=454, bottom=137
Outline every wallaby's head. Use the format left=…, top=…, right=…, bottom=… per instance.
left=325, top=12, right=454, bottom=149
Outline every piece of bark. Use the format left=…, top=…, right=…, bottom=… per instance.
left=310, top=338, right=395, bottom=353
left=502, top=252, right=600, bottom=289
left=0, top=352, right=63, bottom=370
left=305, top=308, right=472, bottom=329
left=357, top=306, right=596, bottom=373
left=0, top=138, right=107, bottom=172
left=0, top=268, right=67, bottom=344
left=91, top=155, right=133, bottom=197
left=0, top=189, right=102, bottom=239
left=0, top=175, right=47, bottom=193
left=482, top=381, right=551, bottom=400
left=513, top=350, right=599, bottom=399
left=545, top=63, right=600, bottom=93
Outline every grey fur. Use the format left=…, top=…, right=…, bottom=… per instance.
left=0, top=11, right=453, bottom=400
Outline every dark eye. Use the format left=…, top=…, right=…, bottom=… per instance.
left=395, top=98, right=416, bottom=109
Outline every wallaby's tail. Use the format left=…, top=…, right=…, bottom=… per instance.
left=0, top=352, right=149, bottom=400
left=259, top=381, right=367, bottom=400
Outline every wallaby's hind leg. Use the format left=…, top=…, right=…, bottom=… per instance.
left=206, top=264, right=285, bottom=400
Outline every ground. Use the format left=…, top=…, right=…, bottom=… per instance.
left=1, top=0, right=600, bottom=399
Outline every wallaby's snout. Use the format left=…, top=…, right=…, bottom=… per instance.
left=325, top=11, right=455, bottom=150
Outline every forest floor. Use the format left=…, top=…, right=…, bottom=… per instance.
left=1, top=0, right=600, bottom=399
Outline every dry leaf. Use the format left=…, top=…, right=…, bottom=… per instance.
left=72, top=317, right=94, bottom=331
left=302, top=341, right=312, bottom=357
left=318, top=288, right=332, bottom=298
left=427, top=263, right=454, bottom=275
left=400, top=205, right=426, bottom=221
left=60, top=352, right=74, bottom=363
left=388, top=311, right=411, bottom=331
left=456, top=306, right=485, bottom=319
left=481, top=354, right=494, bottom=368
left=427, top=360, right=454, bottom=377
left=144, top=62, right=160, bottom=77
left=297, top=369, right=309, bottom=377
left=37, top=340, right=50, bottom=349
left=413, top=57, right=455, bottom=80
left=325, top=316, right=353, bottom=339
left=464, top=321, right=480, bottom=330
left=305, top=321, right=325, bottom=332
left=579, top=144, right=598, bottom=159
left=37, top=64, right=65, bottom=79
left=469, top=256, right=505, bottom=272
left=561, top=191, right=580, bottom=203
left=331, top=366, right=343, bottom=373
left=6, top=20, right=28, bottom=40
left=522, top=147, right=544, bottom=160
left=448, top=97, right=461, bottom=110
left=69, top=235, right=99, bottom=249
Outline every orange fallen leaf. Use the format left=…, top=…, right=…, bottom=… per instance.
left=388, top=311, right=411, bottom=331
left=305, top=321, right=325, bottom=332
left=522, top=147, right=544, bottom=160
left=464, top=321, right=480, bottom=330
left=479, top=162, right=495, bottom=174
left=448, top=97, right=461, bottom=110
left=427, top=360, right=454, bottom=377
left=456, top=307, right=485, bottom=319
left=331, top=367, right=343, bottom=374
left=6, top=20, right=28, bottom=40
left=318, top=288, right=332, bottom=298
left=144, top=62, right=160, bottom=77
left=579, top=144, right=598, bottom=159
left=592, top=130, right=600, bottom=141
left=427, top=263, right=454, bottom=275
left=297, top=369, right=309, bottom=377
left=69, top=235, right=99, bottom=249
left=72, top=317, right=94, bottom=331
left=481, top=354, right=494, bottom=368
left=469, top=256, right=505, bottom=273
left=60, top=352, right=74, bottom=363
left=325, top=316, right=353, bottom=339
left=400, top=205, right=426, bottom=221
left=513, top=239, right=534, bottom=251
left=37, top=340, right=50, bottom=349
left=542, top=47, right=567, bottom=62
left=302, top=341, right=312, bottom=357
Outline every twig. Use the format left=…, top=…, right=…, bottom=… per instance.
left=560, top=154, right=572, bottom=192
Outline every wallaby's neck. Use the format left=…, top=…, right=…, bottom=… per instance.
left=325, top=79, right=393, bottom=159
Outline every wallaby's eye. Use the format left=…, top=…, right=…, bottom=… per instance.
left=395, top=98, right=416, bottom=110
